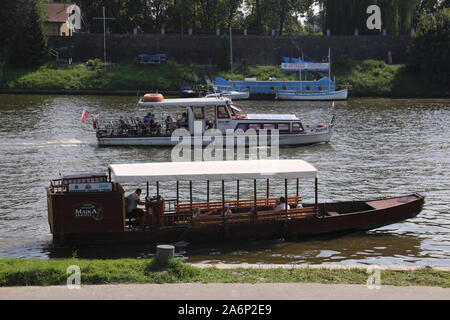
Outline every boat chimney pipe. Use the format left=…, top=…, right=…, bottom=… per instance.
left=285, top=179, right=288, bottom=215
left=315, top=177, right=318, bottom=212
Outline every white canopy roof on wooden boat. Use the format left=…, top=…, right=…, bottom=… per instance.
left=139, top=97, right=231, bottom=107
left=108, top=159, right=317, bottom=183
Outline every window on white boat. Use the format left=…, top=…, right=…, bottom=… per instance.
left=292, top=122, right=304, bottom=133
left=277, top=123, right=290, bottom=133
left=217, top=106, right=230, bottom=119
left=192, top=106, right=205, bottom=119
left=263, top=123, right=275, bottom=130
left=249, top=123, right=261, bottom=130
left=236, top=123, right=247, bottom=131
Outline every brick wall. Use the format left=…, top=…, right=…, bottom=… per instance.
left=50, top=33, right=411, bottom=65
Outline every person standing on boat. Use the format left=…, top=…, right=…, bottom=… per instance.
left=177, top=112, right=187, bottom=128
left=126, top=188, right=149, bottom=229
left=165, top=116, right=175, bottom=134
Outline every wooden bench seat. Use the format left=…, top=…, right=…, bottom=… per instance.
left=175, top=197, right=303, bottom=214
left=182, top=206, right=317, bottom=227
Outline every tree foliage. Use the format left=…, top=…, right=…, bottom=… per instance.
left=318, top=0, right=419, bottom=35
left=0, top=0, right=48, bottom=67
left=407, top=8, right=449, bottom=84
left=72, top=0, right=314, bottom=35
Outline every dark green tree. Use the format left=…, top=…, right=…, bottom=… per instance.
left=2, top=0, right=48, bottom=67
left=407, top=8, right=450, bottom=84
left=216, top=35, right=230, bottom=71
left=22, top=0, right=48, bottom=65
left=319, top=0, right=419, bottom=35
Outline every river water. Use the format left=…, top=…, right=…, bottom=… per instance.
left=0, top=94, right=449, bottom=266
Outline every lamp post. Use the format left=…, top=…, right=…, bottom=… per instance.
left=93, top=6, right=116, bottom=70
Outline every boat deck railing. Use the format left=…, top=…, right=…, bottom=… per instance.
left=174, top=196, right=302, bottom=214
left=157, top=196, right=312, bottom=228
left=97, top=118, right=184, bottom=138
left=163, top=206, right=317, bottom=228
left=215, top=82, right=335, bottom=94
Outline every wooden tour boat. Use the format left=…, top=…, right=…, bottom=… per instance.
left=46, top=160, right=424, bottom=246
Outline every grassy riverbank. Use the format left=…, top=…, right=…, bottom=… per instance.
left=1, top=59, right=448, bottom=97
left=217, top=60, right=448, bottom=98
left=0, top=258, right=448, bottom=287
left=0, top=59, right=202, bottom=92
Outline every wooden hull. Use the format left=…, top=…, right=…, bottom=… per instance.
left=57, top=194, right=424, bottom=246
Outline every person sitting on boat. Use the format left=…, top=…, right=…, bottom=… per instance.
left=149, top=118, right=161, bottom=135
left=177, top=112, right=187, bottom=128
left=221, top=203, right=232, bottom=216
left=143, top=113, right=153, bottom=124
left=165, top=116, right=175, bottom=134
left=138, top=119, right=148, bottom=135
left=205, top=116, right=213, bottom=129
left=118, top=115, right=129, bottom=133
left=248, top=205, right=257, bottom=214
left=274, top=197, right=290, bottom=211
left=126, top=188, right=149, bottom=229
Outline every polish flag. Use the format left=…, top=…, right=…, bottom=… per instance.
left=81, top=109, right=90, bottom=123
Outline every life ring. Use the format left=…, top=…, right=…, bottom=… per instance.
left=235, top=114, right=247, bottom=120
left=142, top=93, right=164, bottom=102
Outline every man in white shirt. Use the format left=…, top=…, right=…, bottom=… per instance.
left=126, top=188, right=148, bottom=228
left=275, top=197, right=290, bottom=211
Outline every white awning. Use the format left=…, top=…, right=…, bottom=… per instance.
left=246, top=114, right=298, bottom=120
left=139, top=97, right=231, bottom=107
left=108, top=159, right=317, bottom=183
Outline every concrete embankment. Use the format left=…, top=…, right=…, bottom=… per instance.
left=0, top=282, right=449, bottom=300
left=0, top=264, right=448, bottom=300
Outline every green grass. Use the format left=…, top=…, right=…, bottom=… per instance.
left=0, top=258, right=448, bottom=287
left=1, top=59, right=202, bottom=91
left=1, top=59, right=448, bottom=97
left=332, top=59, right=448, bottom=97
left=216, top=60, right=449, bottom=97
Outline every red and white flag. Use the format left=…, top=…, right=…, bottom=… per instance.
left=331, top=101, right=335, bottom=109
left=81, top=109, right=90, bottom=123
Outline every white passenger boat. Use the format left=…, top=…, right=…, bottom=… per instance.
left=205, top=90, right=250, bottom=100
left=95, top=95, right=334, bottom=146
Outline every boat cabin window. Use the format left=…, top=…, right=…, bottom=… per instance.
left=192, top=106, right=205, bottom=119
left=217, top=106, right=230, bottom=119
left=277, top=123, right=290, bottom=133
left=292, top=122, right=305, bottom=133
left=236, top=123, right=247, bottom=131
left=249, top=123, right=261, bottom=130
left=263, top=123, right=275, bottom=130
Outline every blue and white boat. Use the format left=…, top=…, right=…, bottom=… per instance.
left=213, top=50, right=348, bottom=100
left=275, top=54, right=348, bottom=100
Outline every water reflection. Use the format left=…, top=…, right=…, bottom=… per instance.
left=13, top=231, right=421, bottom=266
